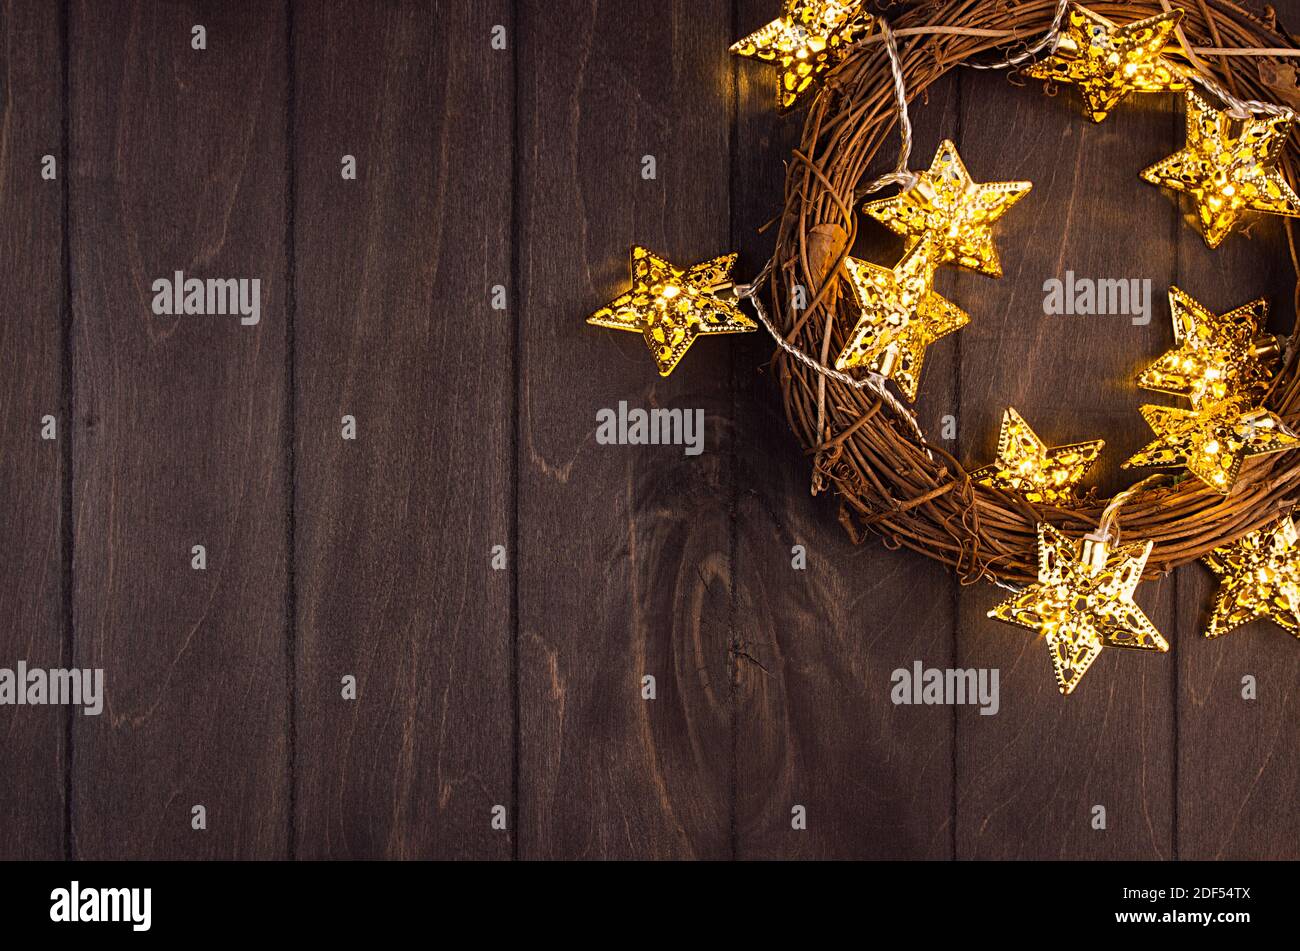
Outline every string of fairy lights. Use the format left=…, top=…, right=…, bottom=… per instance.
left=584, top=1, right=1300, bottom=696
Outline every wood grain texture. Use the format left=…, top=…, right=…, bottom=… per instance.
left=1174, top=189, right=1300, bottom=859
left=730, top=13, right=958, bottom=857
left=0, top=0, right=1293, bottom=861
left=0, top=0, right=66, bottom=861
left=293, top=0, right=514, bottom=859
left=515, top=0, right=736, bottom=859
left=68, top=0, right=288, bottom=859
left=954, top=71, right=1176, bottom=859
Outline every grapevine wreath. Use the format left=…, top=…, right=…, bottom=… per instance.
left=586, top=0, right=1300, bottom=694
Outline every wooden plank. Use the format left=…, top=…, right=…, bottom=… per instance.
left=292, top=0, right=514, bottom=859
left=1174, top=163, right=1300, bottom=859
left=954, top=71, right=1176, bottom=858
left=68, top=0, right=288, bottom=859
left=0, top=0, right=66, bottom=860
left=730, top=12, right=958, bottom=856
left=515, top=0, right=735, bottom=858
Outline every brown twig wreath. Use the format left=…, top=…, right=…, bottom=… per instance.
left=760, top=0, right=1300, bottom=585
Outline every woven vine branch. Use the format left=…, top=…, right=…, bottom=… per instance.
left=764, top=0, right=1300, bottom=585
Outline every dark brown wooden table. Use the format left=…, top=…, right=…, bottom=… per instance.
left=1, top=0, right=1297, bottom=860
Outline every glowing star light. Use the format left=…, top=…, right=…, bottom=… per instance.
left=1123, top=396, right=1300, bottom=494
left=730, top=1, right=874, bottom=111
left=1137, top=286, right=1280, bottom=406
left=988, top=524, right=1169, bottom=695
left=970, top=408, right=1104, bottom=504
left=587, top=246, right=756, bottom=377
left=1203, top=516, right=1300, bottom=640
left=1142, top=90, right=1300, bottom=247
left=834, top=235, right=969, bottom=401
left=862, top=140, right=1032, bottom=277
left=1025, top=3, right=1187, bottom=122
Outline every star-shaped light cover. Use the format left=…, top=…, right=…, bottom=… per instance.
left=1203, top=516, right=1300, bottom=639
left=988, top=524, right=1168, bottom=695
left=970, top=407, right=1104, bottom=504
left=1137, top=287, right=1279, bottom=406
left=1124, top=397, right=1300, bottom=493
left=730, top=0, right=875, bottom=111
left=587, top=246, right=756, bottom=376
left=1025, top=3, right=1187, bottom=122
left=862, top=140, right=1032, bottom=277
left=834, top=235, right=969, bottom=400
left=1142, top=90, right=1300, bottom=247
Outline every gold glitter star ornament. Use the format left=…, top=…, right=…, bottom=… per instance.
left=1025, top=3, right=1187, bottom=122
left=1123, top=397, right=1299, bottom=494
left=587, top=246, right=756, bottom=377
left=988, top=524, right=1169, bottom=695
left=730, top=1, right=875, bottom=111
left=970, top=408, right=1104, bottom=504
left=862, top=140, right=1032, bottom=277
left=1142, top=90, right=1300, bottom=247
left=1136, top=287, right=1280, bottom=406
left=834, top=235, right=969, bottom=400
left=1203, top=516, right=1300, bottom=639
